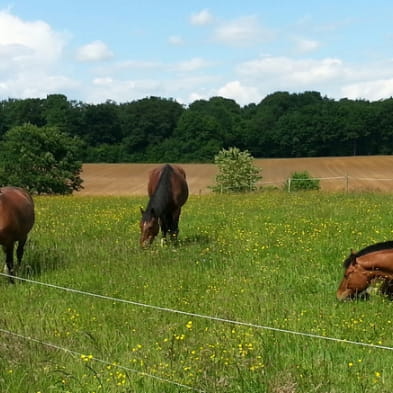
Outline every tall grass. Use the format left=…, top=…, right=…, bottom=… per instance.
left=1, top=191, right=393, bottom=392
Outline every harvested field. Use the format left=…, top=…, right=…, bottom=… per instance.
left=77, top=156, right=393, bottom=196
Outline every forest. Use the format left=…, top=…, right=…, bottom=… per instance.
left=1, top=91, right=392, bottom=163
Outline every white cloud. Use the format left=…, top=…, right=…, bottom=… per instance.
left=95, top=58, right=209, bottom=79
left=0, top=9, right=77, bottom=99
left=232, top=55, right=393, bottom=103
left=168, top=35, right=184, bottom=45
left=188, top=92, right=205, bottom=102
left=292, top=37, right=321, bottom=54
left=93, top=77, right=113, bottom=86
left=0, top=9, right=66, bottom=68
left=0, top=73, right=79, bottom=99
left=342, top=78, right=393, bottom=101
left=190, top=9, right=213, bottom=26
left=76, top=40, right=113, bottom=62
left=237, top=56, right=344, bottom=85
left=217, top=80, right=260, bottom=106
left=174, top=57, right=212, bottom=72
left=85, top=73, right=220, bottom=105
left=114, top=60, right=163, bottom=71
left=86, top=77, right=163, bottom=103
left=214, top=16, right=274, bottom=47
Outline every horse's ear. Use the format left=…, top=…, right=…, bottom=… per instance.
left=350, top=250, right=358, bottom=265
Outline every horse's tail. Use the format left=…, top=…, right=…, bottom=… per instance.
left=343, top=249, right=357, bottom=268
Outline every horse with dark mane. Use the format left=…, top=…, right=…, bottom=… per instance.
left=0, top=187, right=35, bottom=283
left=337, top=240, right=393, bottom=300
left=140, top=164, right=188, bottom=247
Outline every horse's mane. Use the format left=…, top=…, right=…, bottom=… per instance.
left=143, top=165, right=174, bottom=219
left=343, top=240, right=393, bottom=268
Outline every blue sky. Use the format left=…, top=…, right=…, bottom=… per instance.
left=1, top=1, right=393, bottom=106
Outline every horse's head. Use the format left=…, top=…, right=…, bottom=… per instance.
left=336, top=253, right=371, bottom=300
left=139, top=207, right=159, bottom=247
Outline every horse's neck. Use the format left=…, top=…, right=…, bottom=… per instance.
left=147, top=192, right=167, bottom=217
left=358, top=251, right=393, bottom=278
left=150, top=180, right=172, bottom=212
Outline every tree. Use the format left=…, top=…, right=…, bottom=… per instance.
left=2, top=98, right=46, bottom=131
left=188, top=97, right=243, bottom=148
left=119, top=97, right=184, bottom=161
left=168, top=111, right=222, bottom=162
left=212, top=147, right=262, bottom=193
left=44, top=94, right=71, bottom=131
left=0, top=124, right=83, bottom=194
left=82, top=101, right=122, bottom=146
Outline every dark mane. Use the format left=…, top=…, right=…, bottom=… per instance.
left=343, top=240, right=393, bottom=268
left=343, top=252, right=356, bottom=269
left=142, top=164, right=173, bottom=220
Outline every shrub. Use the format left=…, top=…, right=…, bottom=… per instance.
left=0, top=124, right=83, bottom=194
left=286, top=171, right=320, bottom=191
left=212, top=147, right=262, bottom=193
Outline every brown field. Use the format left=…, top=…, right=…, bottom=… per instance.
left=76, top=156, right=393, bottom=196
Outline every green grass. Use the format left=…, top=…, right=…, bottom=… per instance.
left=1, top=191, right=393, bottom=392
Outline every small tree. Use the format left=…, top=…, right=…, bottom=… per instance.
left=212, top=147, right=262, bottom=193
left=286, top=171, right=320, bottom=191
left=0, top=124, right=84, bottom=194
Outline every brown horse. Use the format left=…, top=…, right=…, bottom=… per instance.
left=0, top=187, right=35, bottom=283
left=336, top=241, right=393, bottom=300
left=140, top=164, right=188, bottom=247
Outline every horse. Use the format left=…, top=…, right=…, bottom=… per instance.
left=336, top=240, right=393, bottom=300
left=0, top=187, right=35, bottom=283
left=140, top=164, right=188, bottom=247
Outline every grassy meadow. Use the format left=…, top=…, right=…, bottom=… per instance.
left=2, top=191, right=393, bottom=392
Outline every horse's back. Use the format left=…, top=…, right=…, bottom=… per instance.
left=357, top=248, right=393, bottom=271
left=148, top=164, right=188, bottom=207
left=147, top=166, right=162, bottom=197
left=0, top=187, right=35, bottom=240
left=171, top=165, right=188, bottom=207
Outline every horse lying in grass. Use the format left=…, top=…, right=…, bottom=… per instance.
left=140, top=164, right=188, bottom=247
left=0, top=187, right=35, bottom=283
left=337, top=241, right=393, bottom=300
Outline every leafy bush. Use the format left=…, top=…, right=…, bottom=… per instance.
left=212, top=147, right=262, bottom=193
left=0, top=124, right=83, bottom=194
left=286, top=171, right=320, bottom=191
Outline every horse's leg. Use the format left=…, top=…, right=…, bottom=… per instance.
left=4, top=243, right=15, bottom=284
left=169, top=208, right=181, bottom=241
left=16, top=237, right=27, bottom=270
left=160, top=217, right=168, bottom=246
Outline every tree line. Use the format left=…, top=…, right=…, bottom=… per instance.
left=1, top=91, right=393, bottom=163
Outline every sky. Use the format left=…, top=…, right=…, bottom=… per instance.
left=1, top=1, right=393, bottom=106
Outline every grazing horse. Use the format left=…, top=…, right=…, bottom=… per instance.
left=0, top=187, right=35, bottom=283
left=336, top=241, right=393, bottom=300
left=140, top=164, right=188, bottom=247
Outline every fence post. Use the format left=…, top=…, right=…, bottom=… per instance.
left=345, top=175, right=349, bottom=193
left=287, top=178, right=291, bottom=193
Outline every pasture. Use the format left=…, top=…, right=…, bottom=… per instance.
left=1, top=191, right=393, bottom=392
